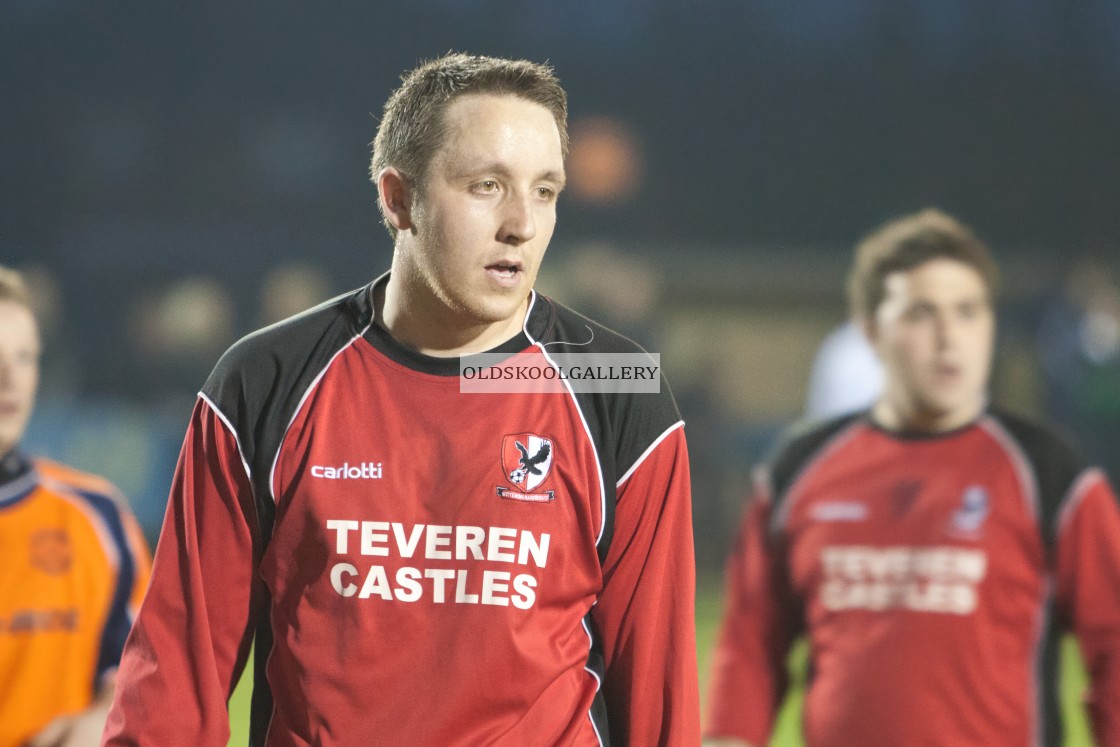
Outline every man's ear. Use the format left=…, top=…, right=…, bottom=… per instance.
left=377, top=167, right=414, bottom=233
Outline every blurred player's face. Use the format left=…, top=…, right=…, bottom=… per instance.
left=391, top=94, right=565, bottom=338
left=868, top=258, right=994, bottom=432
left=0, top=301, right=40, bottom=455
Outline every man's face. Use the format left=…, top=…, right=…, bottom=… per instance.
left=868, top=258, right=994, bottom=430
left=399, top=93, right=565, bottom=326
left=0, top=301, right=40, bottom=455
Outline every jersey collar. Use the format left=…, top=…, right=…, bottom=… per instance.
left=864, top=409, right=987, bottom=441
left=359, top=272, right=553, bottom=377
left=0, top=448, right=38, bottom=509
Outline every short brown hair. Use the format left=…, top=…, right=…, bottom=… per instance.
left=370, top=52, right=569, bottom=238
left=0, top=265, right=31, bottom=308
left=847, top=208, right=999, bottom=319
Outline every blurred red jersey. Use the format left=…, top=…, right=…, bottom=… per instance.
left=706, top=410, right=1120, bottom=747
left=0, top=453, right=151, bottom=747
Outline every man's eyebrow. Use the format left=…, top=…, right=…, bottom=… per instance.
left=452, top=161, right=509, bottom=177
left=539, top=169, right=566, bottom=188
left=448, top=162, right=566, bottom=186
left=905, top=294, right=987, bottom=311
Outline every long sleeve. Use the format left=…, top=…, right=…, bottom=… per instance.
left=103, top=397, right=262, bottom=746
left=704, top=471, right=801, bottom=745
left=592, top=423, right=700, bottom=746
left=1053, top=468, right=1120, bottom=746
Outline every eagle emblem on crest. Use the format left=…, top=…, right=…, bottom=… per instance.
left=499, top=434, right=556, bottom=502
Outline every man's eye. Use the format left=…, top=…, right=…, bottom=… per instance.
left=536, top=187, right=557, bottom=201
left=475, top=180, right=499, bottom=193
left=905, top=307, right=933, bottom=322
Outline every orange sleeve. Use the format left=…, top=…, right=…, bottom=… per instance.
left=32, top=458, right=156, bottom=689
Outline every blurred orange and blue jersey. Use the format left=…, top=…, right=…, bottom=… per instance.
left=0, top=451, right=151, bottom=747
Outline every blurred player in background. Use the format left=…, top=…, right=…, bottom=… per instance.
left=704, top=209, right=1120, bottom=746
left=105, top=53, right=698, bottom=745
left=0, top=265, right=151, bottom=747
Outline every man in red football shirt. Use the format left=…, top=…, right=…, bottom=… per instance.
left=105, top=54, right=698, bottom=746
left=705, top=209, right=1120, bottom=746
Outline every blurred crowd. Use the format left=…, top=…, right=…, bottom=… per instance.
left=19, top=248, right=1120, bottom=571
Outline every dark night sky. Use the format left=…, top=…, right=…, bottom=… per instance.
left=2, top=2, right=1119, bottom=399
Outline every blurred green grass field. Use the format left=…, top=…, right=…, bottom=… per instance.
left=225, top=577, right=1093, bottom=746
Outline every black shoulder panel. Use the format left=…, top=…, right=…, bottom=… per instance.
left=768, top=413, right=863, bottom=511
left=201, top=284, right=374, bottom=544
left=535, top=296, right=682, bottom=564
left=989, top=410, right=1085, bottom=744
left=987, top=408, right=1087, bottom=550
left=200, top=284, right=373, bottom=747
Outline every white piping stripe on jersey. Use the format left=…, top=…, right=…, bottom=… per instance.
left=536, top=338, right=606, bottom=546
left=198, top=385, right=258, bottom=706
left=52, top=486, right=121, bottom=572
left=522, top=289, right=538, bottom=337
left=524, top=298, right=609, bottom=549
left=616, top=420, right=684, bottom=489
left=1029, top=577, right=1053, bottom=747
left=581, top=615, right=606, bottom=747
left=267, top=321, right=373, bottom=506
left=751, top=466, right=778, bottom=534
left=979, top=416, right=1041, bottom=522
left=1055, top=467, right=1106, bottom=536
left=258, top=321, right=370, bottom=747
left=526, top=294, right=605, bottom=746
left=198, top=392, right=253, bottom=484
left=772, top=419, right=865, bottom=535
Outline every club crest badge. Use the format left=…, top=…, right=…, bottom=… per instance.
left=498, top=434, right=556, bottom=503
left=948, top=484, right=990, bottom=538
left=30, top=528, right=73, bottom=575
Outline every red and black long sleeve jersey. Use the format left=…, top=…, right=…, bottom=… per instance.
left=705, top=410, right=1120, bottom=747
left=105, top=279, right=699, bottom=746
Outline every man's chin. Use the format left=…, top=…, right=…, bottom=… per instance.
left=915, top=396, right=982, bottom=426
left=0, top=431, right=20, bottom=457
left=461, top=295, right=529, bottom=327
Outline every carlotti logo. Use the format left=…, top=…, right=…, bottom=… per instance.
left=311, top=462, right=383, bottom=480
left=498, top=434, right=555, bottom=503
